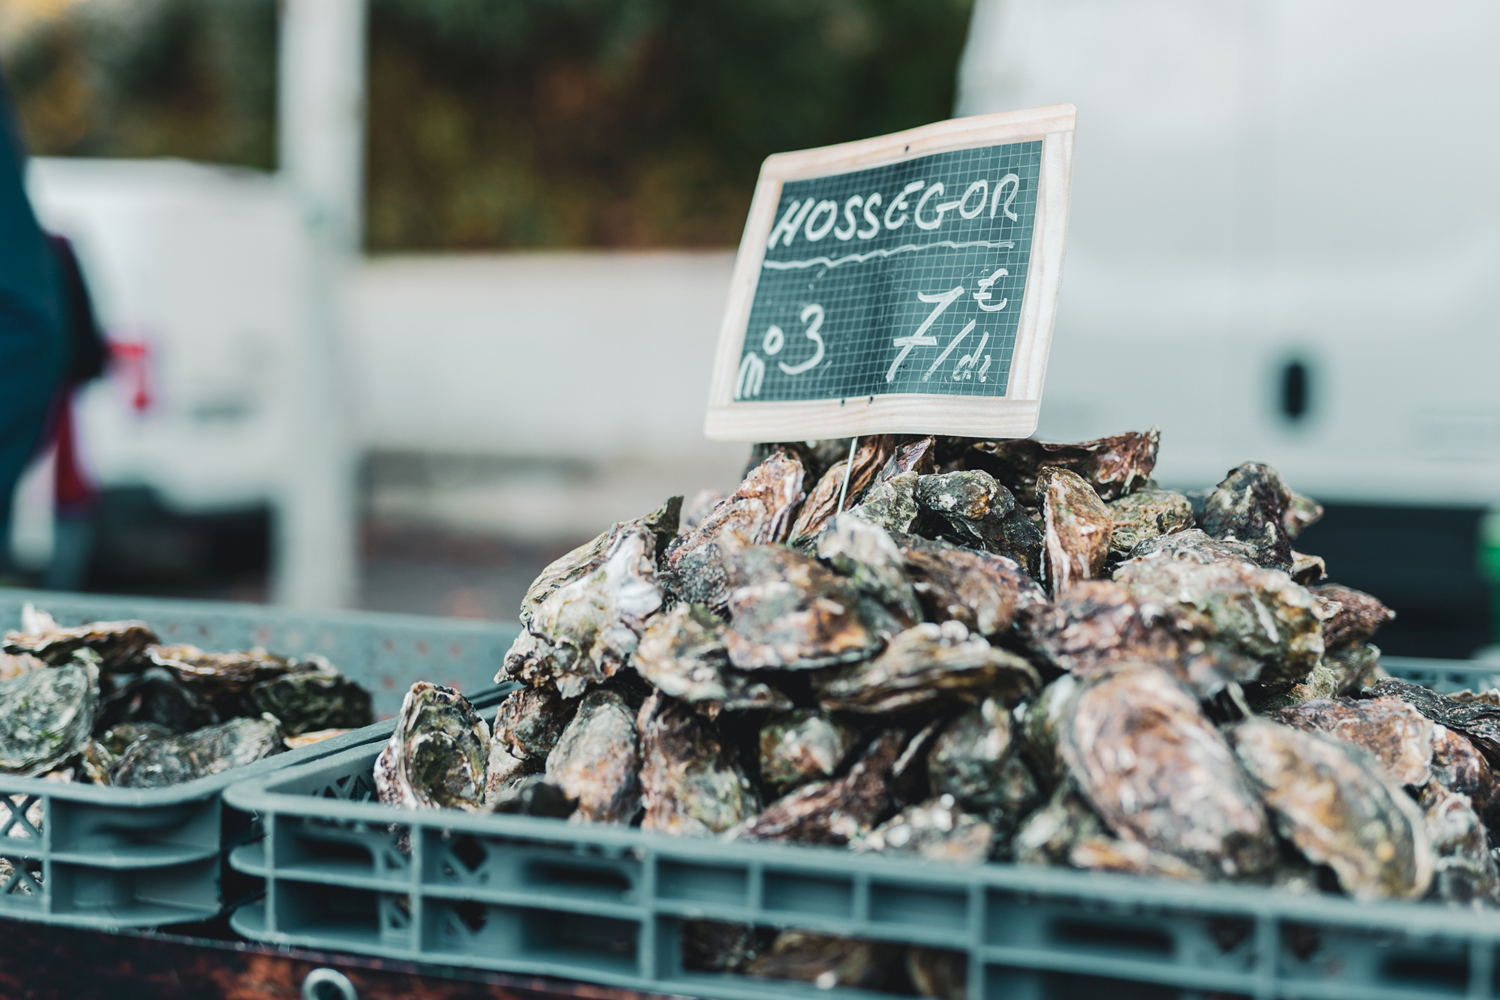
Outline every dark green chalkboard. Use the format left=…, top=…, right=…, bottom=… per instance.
left=706, top=107, right=1074, bottom=442
left=738, top=140, right=1039, bottom=402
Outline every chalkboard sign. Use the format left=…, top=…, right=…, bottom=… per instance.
left=705, top=105, right=1075, bottom=442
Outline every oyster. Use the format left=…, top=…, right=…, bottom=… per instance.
left=0, top=661, right=99, bottom=774
left=1323, top=643, right=1386, bottom=696
left=1039, top=467, right=1112, bottom=594
left=898, top=535, right=1046, bottom=637
left=758, top=709, right=860, bottom=793
left=815, top=621, right=1038, bottom=714
left=681, top=489, right=725, bottom=533
left=928, top=698, right=1040, bottom=839
left=665, top=451, right=805, bottom=608
left=503, top=515, right=667, bottom=699
left=1422, top=787, right=1500, bottom=906
left=1060, top=665, right=1276, bottom=878
left=816, top=515, right=921, bottom=625
left=99, top=672, right=217, bottom=733
left=632, top=604, right=790, bottom=714
left=1271, top=697, right=1434, bottom=787
left=1231, top=718, right=1432, bottom=899
left=968, top=428, right=1159, bottom=504
left=98, top=721, right=172, bottom=757
left=1106, top=489, right=1194, bottom=560
left=744, top=931, right=900, bottom=992
left=914, top=470, right=1016, bottom=545
left=637, top=693, right=757, bottom=835
left=483, top=743, right=541, bottom=806
left=1364, top=679, right=1500, bottom=767
left=1199, top=463, right=1295, bottom=571
left=374, top=683, right=489, bottom=811
left=1068, top=835, right=1206, bottom=881
left=111, top=715, right=283, bottom=788
left=845, top=470, right=919, bottom=535
left=3, top=605, right=156, bottom=671
left=0, top=651, right=42, bottom=682
left=858, top=795, right=993, bottom=864
left=788, top=436, right=896, bottom=546
left=488, top=774, right=576, bottom=818
left=878, top=435, right=938, bottom=481
left=906, top=948, right=966, bottom=1000
left=490, top=685, right=571, bottom=762
left=1014, top=673, right=1080, bottom=790
left=1012, top=780, right=1107, bottom=865
left=1309, top=584, right=1396, bottom=651
left=145, top=645, right=303, bottom=703
left=246, top=667, right=373, bottom=736
left=1113, top=530, right=1325, bottom=685
left=723, top=545, right=882, bottom=671
left=1430, top=723, right=1499, bottom=823
left=283, top=728, right=351, bottom=749
left=681, top=921, right=766, bottom=974
left=1289, top=551, right=1327, bottom=585
left=732, top=731, right=904, bottom=845
left=544, top=688, right=640, bottom=824
left=1283, top=491, right=1325, bottom=539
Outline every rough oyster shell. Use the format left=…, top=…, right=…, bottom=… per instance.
left=3, top=605, right=156, bottom=671
left=968, top=428, right=1160, bottom=504
left=744, top=931, right=900, bottom=992
left=637, top=693, right=757, bottom=835
left=1430, top=723, right=1499, bottom=824
left=483, top=743, right=541, bottom=806
left=374, top=683, right=489, bottom=811
left=1061, top=665, right=1276, bottom=879
left=665, top=451, right=805, bottom=608
left=1014, top=673, right=1080, bottom=790
left=1422, top=787, right=1500, bottom=906
left=490, top=685, right=571, bottom=762
left=815, top=621, right=1038, bottom=714
left=788, top=436, right=896, bottom=546
left=246, top=668, right=373, bottom=736
left=858, top=795, right=993, bottom=864
left=1199, top=463, right=1295, bottom=571
left=1309, top=584, right=1396, bottom=651
left=1364, top=679, right=1500, bottom=768
left=1039, top=467, right=1112, bottom=594
left=723, top=545, right=883, bottom=671
left=898, top=535, right=1045, bottom=637
left=1106, top=489, right=1194, bottom=560
left=111, top=715, right=283, bottom=788
left=545, top=688, right=640, bottom=824
left=758, top=709, right=860, bottom=793
left=816, top=515, right=921, bottom=625
left=1323, top=643, right=1387, bottom=696
left=1230, top=718, right=1433, bottom=900
left=633, top=603, right=790, bottom=714
left=1067, top=834, right=1206, bottom=881
left=906, top=947, right=967, bottom=1000
left=0, top=660, right=99, bottom=774
left=1113, top=531, right=1325, bottom=685
left=928, top=698, right=1040, bottom=840
left=878, top=436, right=938, bottom=481
left=1271, top=697, right=1434, bottom=787
left=731, top=731, right=904, bottom=845
left=1012, top=780, right=1106, bottom=866
left=1283, top=491, right=1325, bottom=539
left=915, top=470, right=1016, bottom=542
left=844, top=470, right=919, bottom=535
left=144, top=645, right=306, bottom=702
left=99, top=672, right=218, bottom=734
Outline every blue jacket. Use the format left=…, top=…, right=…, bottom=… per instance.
left=0, top=69, right=68, bottom=546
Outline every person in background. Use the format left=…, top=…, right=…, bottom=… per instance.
left=0, top=67, right=69, bottom=584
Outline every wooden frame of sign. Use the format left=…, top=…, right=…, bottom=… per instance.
left=704, top=103, right=1075, bottom=442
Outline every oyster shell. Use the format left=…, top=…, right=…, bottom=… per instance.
left=878, top=435, right=938, bottom=481
left=1106, top=489, right=1194, bottom=560
left=898, top=535, right=1045, bottom=637
left=1061, top=665, right=1276, bottom=878
left=681, top=489, right=725, bottom=533
left=758, top=709, right=860, bottom=793
left=3, top=605, right=156, bottom=671
left=815, top=621, right=1038, bottom=714
left=1283, top=491, right=1325, bottom=539
left=98, top=721, right=172, bottom=757
left=665, top=451, right=805, bottom=608
left=744, top=931, right=900, bottom=992
left=1012, top=780, right=1107, bottom=865
left=681, top=921, right=766, bottom=974
left=1430, top=723, right=1499, bottom=824
left=1271, top=697, right=1434, bottom=787
left=637, top=693, right=757, bottom=835
left=927, top=699, right=1040, bottom=842
left=0, top=651, right=43, bottom=682
left=246, top=667, right=373, bottom=736
left=1039, top=467, right=1112, bottom=594
left=968, top=428, right=1160, bottom=504
left=1309, top=584, right=1396, bottom=651
left=1422, top=787, right=1500, bottom=906
left=732, top=731, right=904, bottom=845
left=845, top=470, right=919, bottom=535
left=1364, top=679, right=1500, bottom=768
left=1290, top=551, right=1326, bottom=585
left=374, top=683, right=489, bottom=811
left=99, top=672, right=218, bottom=734
left=1199, top=463, right=1295, bottom=571
left=817, top=515, right=921, bottom=625
left=723, top=545, right=883, bottom=671
left=1067, top=834, right=1206, bottom=881
left=1113, top=531, right=1325, bottom=686
left=483, top=743, right=541, bottom=806
left=633, top=603, right=791, bottom=714
left=145, top=645, right=304, bottom=703
left=0, top=661, right=99, bottom=774
left=111, top=715, right=283, bottom=788
left=1324, top=643, right=1386, bottom=696
left=906, top=947, right=966, bottom=1000
left=914, top=469, right=1015, bottom=542
left=502, top=515, right=667, bottom=699
left=858, top=795, right=993, bottom=864
left=490, top=685, right=571, bottom=762
left=544, top=688, right=640, bottom=824
left=1232, top=718, right=1433, bottom=899
left=1014, top=673, right=1080, bottom=790
left=788, top=436, right=896, bottom=546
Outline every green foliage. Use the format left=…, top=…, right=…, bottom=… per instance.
left=4, top=0, right=973, bottom=249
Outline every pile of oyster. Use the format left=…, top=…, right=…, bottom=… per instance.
left=0, top=605, right=373, bottom=790
left=376, top=430, right=1497, bottom=994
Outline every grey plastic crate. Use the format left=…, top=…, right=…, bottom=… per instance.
left=227, top=657, right=1500, bottom=1000
left=0, top=589, right=518, bottom=929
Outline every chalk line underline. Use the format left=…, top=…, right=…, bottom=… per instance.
left=762, top=239, right=1018, bottom=271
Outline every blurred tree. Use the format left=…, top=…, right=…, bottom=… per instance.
left=3, top=0, right=973, bottom=250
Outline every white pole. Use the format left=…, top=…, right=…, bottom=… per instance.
left=273, top=0, right=367, bottom=608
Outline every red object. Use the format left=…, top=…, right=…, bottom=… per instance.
left=109, top=338, right=154, bottom=413
left=53, top=393, right=97, bottom=517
